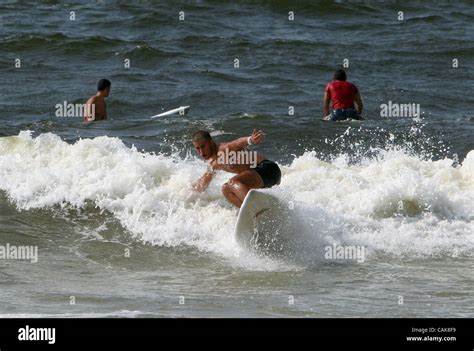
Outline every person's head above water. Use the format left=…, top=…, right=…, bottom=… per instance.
left=333, top=69, right=347, bottom=81
left=97, top=78, right=111, bottom=97
left=192, top=131, right=216, bottom=160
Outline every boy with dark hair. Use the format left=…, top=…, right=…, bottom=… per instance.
left=84, top=79, right=111, bottom=123
left=323, top=70, right=363, bottom=121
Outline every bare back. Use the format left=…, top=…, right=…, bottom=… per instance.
left=208, top=143, right=266, bottom=174
left=84, top=95, right=107, bottom=122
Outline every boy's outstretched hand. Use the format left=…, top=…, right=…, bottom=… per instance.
left=250, top=129, right=265, bottom=145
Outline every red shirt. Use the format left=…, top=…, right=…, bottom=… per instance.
left=325, top=81, right=358, bottom=109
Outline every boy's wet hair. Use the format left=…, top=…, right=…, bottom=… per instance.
left=98, top=79, right=111, bottom=91
left=192, top=131, right=212, bottom=142
left=334, top=69, right=347, bottom=81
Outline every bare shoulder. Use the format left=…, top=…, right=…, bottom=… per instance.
left=86, top=95, right=97, bottom=104
left=217, top=142, right=227, bottom=152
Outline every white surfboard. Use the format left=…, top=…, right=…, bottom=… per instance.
left=150, top=106, right=190, bottom=119
left=234, top=189, right=292, bottom=254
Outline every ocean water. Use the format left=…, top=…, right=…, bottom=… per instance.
left=0, top=1, right=473, bottom=318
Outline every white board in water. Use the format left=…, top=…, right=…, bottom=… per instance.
left=234, top=189, right=289, bottom=252
left=150, top=106, right=190, bottom=119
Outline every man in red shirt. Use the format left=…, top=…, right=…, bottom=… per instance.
left=323, top=69, right=363, bottom=121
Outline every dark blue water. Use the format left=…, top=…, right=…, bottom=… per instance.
left=1, top=1, right=473, bottom=160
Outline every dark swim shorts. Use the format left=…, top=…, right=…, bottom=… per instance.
left=331, top=107, right=363, bottom=121
left=254, top=160, right=281, bottom=188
